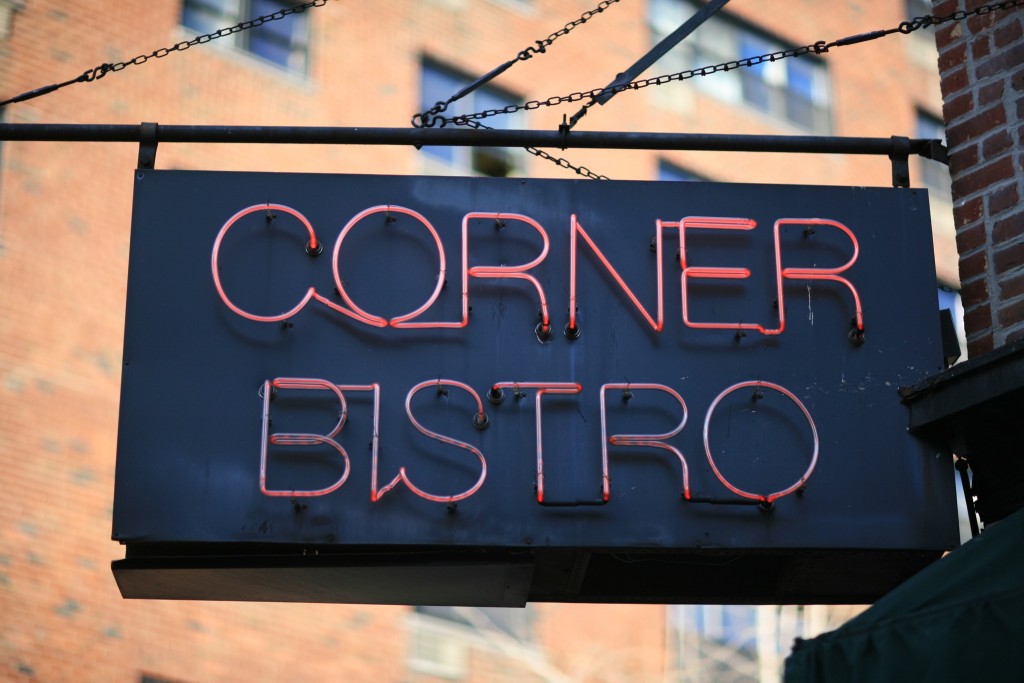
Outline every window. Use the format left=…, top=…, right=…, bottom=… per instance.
left=420, top=59, right=524, bottom=177
left=415, top=605, right=534, bottom=641
left=181, top=0, right=310, bottom=73
left=682, top=604, right=758, bottom=653
left=916, top=110, right=953, bottom=197
left=669, top=605, right=760, bottom=682
left=407, top=606, right=535, bottom=680
left=0, top=0, right=24, bottom=41
left=648, top=0, right=831, bottom=132
left=408, top=616, right=470, bottom=680
left=668, top=604, right=833, bottom=682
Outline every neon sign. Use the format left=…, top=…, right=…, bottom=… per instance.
left=259, top=375, right=819, bottom=508
left=215, top=202, right=845, bottom=509
left=115, top=171, right=957, bottom=600
left=213, top=203, right=864, bottom=340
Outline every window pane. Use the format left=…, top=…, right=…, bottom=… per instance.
left=476, top=89, right=513, bottom=128
left=182, top=0, right=309, bottom=72
left=420, top=60, right=522, bottom=176
left=182, top=0, right=235, bottom=34
left=420, top=65, right=462, bottom=163
left=721, top=605, right=757, bottom=653
left=657, top=0, right=830, bottom=131
left=248, top=0, right=309, bottom=71
left=787, top=59, right=817, bottom=101
left=738, top=35, right=772, bottom=111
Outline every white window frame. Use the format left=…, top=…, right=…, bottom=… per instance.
left=419, top=58, right=525, bottom=177
left=181, top=0, right=311, bottom=74
left=648, top=0, right=832, bottom=133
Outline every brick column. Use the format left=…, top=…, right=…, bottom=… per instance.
left=933, top=0, right=1024, bottom=356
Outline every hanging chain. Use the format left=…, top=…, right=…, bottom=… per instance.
left=413, top=0, right=620, bottom=178
left=413, top=0, right=619, bottom=129
left=518, top=0, right=621, bottom=60
left=425, top=0, right=1024, bottom=128
left=901, top=0, right=1024, bottom=32
left=526, top=146, right=610, bottom=181
left=1, top=0, right=331, bottom=107
left=455, top=119, right=610, bottom=180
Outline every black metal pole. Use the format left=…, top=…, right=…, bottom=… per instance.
left=0, top=123, right=945, bottom=160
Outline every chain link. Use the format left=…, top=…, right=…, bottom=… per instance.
left=428, top=0, right=1024, bottom=128
left=517, top=0, right=620, bottom=61
left=899, top=0, right=1023, bottom=32
left=104, top=0, right=329, bottom=75
left=1, top=0, right=330, bottom=107
left=457, top=119, right=609, bottom=180
left=411, top=0, right=620, bottom=177
left=413, top=0, right=619, bottom=128
left=526, top=146, right=610, bottom=180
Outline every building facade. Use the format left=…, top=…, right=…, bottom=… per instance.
left=0, top=1, right=953, bottom=681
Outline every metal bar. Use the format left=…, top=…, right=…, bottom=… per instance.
left=446, top=59, right=518, bottom=108
left=0, top=123, right=946, bottom=160
left=590, top=0, right=730, bottom=107
left=889, top=135, right=911, bottom=188
left=137, top=121, right=158, bottom=170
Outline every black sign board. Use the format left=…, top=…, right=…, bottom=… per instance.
left=113, top=171, right=958, bottom=605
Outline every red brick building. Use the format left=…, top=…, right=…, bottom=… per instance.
left=0, top=2, right=956, bottom=681
left=933, top=0, right=1023, bottom=355
left=924, top=0, right=1024, bottom=536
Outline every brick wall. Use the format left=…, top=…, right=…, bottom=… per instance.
left=934, top=0, right=1024, bottom=355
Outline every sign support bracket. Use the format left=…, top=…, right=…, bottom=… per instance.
left=137, top=121, right=159, bottom=171
left=889, top=135, right=911, bottom=188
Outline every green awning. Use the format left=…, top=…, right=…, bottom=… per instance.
left=785, top=507, right=1024, bottom=682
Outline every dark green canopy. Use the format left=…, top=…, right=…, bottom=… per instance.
left=785, top=507, right=1024, bottom=682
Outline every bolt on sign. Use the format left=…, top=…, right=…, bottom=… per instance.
left=112, top=171, right=958, bottom=605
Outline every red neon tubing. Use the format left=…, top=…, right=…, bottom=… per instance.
left=272, top=377, right=348, bottom=437
left=702, top=380, right=819, bottom=503
left=570, top=215, right=664, bottom=333
left=465, top=212, right=552, bottom=332
left=492, top=381, right=582, bottom=504
left=677, top=216, right=784, bottom=335
left=774, top=218, right=864, bottom=332
left=331, top=205, right=452, bottom=329
left=601, top=383, right=691, bottom=500
left=373, top=379, right=488, bottom=504
left=212, top=203, right=320, bottom=323
left=260, top=379, right=352, bottom=498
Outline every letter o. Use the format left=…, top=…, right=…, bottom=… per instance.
left=332, top=205, right=447, bottom=327
left=702, top=381, right=819, bottom=503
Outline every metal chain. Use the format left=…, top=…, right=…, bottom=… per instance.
left=106, top=0, right=329, bottom=73
left=526, top=146, right=610, bottom=180
left=900, top=0, right=1024, bottom=32
left=413, top=0, right=621, bottom=178
left=519, top=0, right=621, bottom=60
left=457, top=119, right=609, bottom=180
left=413, top=0, right=620, bottom=128
left=1, top=0, right=330, bottom=107
left=427, top=0, right=1024, bottom=128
